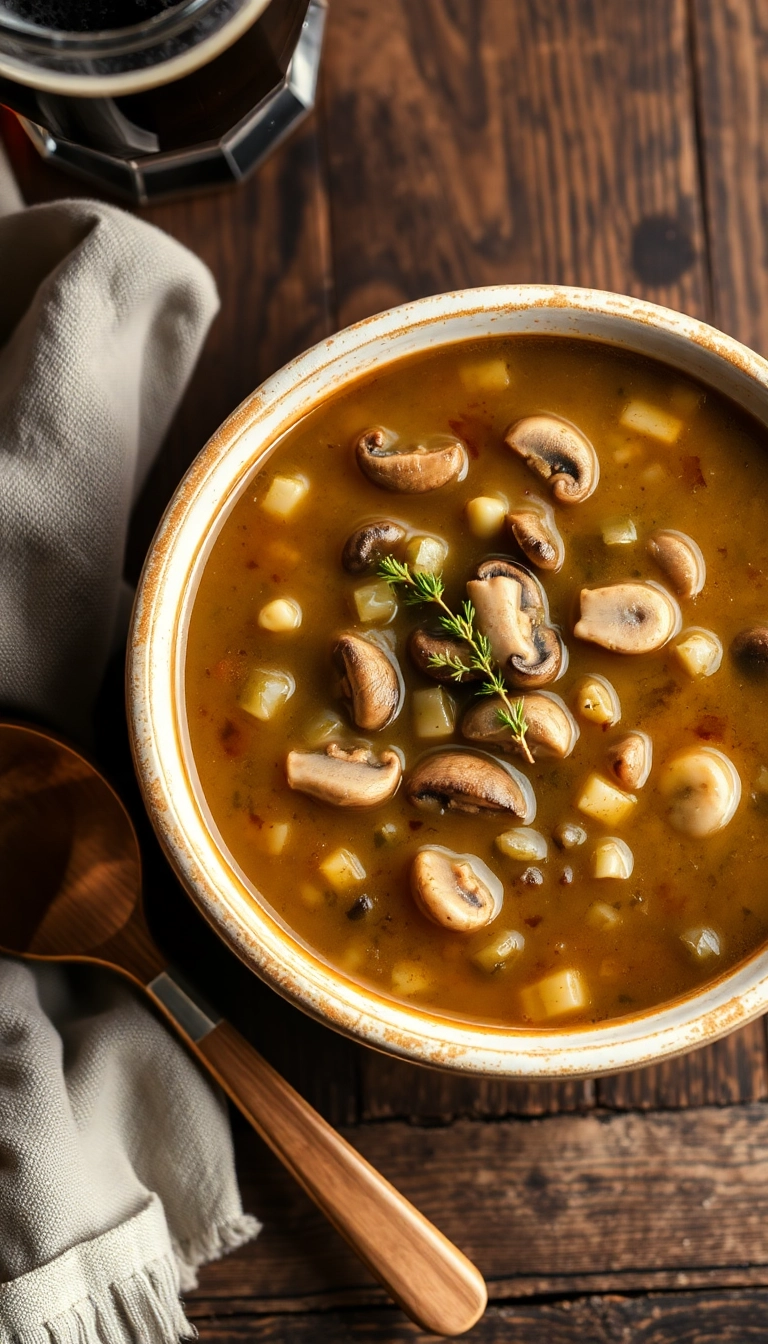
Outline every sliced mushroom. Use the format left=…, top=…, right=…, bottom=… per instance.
left=732, top=625, right=768, bottom=672
left=462, top=692, right=579, bottom=759
left=607, top=731, right=653, bottom=790
left=355, top=427, right=467, bottom=493
left=574, top=582, right=681, bottom=654
left=466, top=569, right=536, bottom=666
left=473, top=557, right=544, bottom=612
left=334, top=634, right=403, bottom=731
left=407, top=749, right=536, bottom=820
left=507, top=499, right=564, bottom=572
left=507, top=624, right=565, bottom=689
left=505, top=414, right=599, bottom=504
left=467, top=558, right=563, bottom=687
left=342, top=520, right=406, bottom=574
left=647, top=529, right=706, bottom=598
left=408, top=627, right=482, bottom=683
left=659, top=747, right=741, bottom=837
left=286, top=743, right=402, bottom=808
left=411, top=846, right=502, bottom=933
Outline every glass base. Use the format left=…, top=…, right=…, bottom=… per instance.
left=17, top=0, right=326, bottom=204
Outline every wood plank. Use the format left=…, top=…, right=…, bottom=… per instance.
left=320, top=0, right=709, bottom=328
left=690, top=0, right=768, bottom=353
left=188, top=1104, right=768, bottom=1306
left=189, top=1290, right=768, bottom=1340
left=598, top=1018, right=768, bottom=1109
left=359, top=1051, right=595, bottom=1121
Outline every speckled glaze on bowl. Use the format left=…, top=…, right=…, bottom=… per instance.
left=128, top=284, right=768, bottom=1077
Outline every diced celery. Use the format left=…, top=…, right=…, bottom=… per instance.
left=238, top=668, right=295, bottom=721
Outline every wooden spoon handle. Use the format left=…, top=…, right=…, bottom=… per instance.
left=195, top=1019, right=486, bottom=1337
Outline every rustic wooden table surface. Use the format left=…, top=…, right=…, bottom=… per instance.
left=8, top=1, right=768, bottom=1338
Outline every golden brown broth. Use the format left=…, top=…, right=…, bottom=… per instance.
left=185, top=335, right=768, bottom=1027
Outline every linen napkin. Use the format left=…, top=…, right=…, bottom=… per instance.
left=0, top=142, right=260, bottom=1343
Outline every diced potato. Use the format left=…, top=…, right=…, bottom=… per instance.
left=353, top=579, right=397, bottom=624
left=374, top=821, right=402, bottom=847
left=465, top=495, right=508, bottom=538
left=577, top=774, right=637, bottom=827
left=299, top=882, right=324, bottom=909
left=674, top=629, right=722, bottom=679
left=520, top=968, right=589, bottom=1020
left=586, top=900, right=622, bottom=930
left=261, top=474, right=309, bottom=519
left=257, top=597, right=302, bottom=632
left=754, top=766, right=768, bottom=795
left=640, top=462, right=666, bottom=486
left=304, top=710, right=344, bottom=747
left=495, top=827, right=548, bottom=862
left=573, top=676, right=620, bottom=726
left=238, top=668, right=295, bottom=721
left=253, top=821, right=290, bottom=857
left=340, top=942, right=366, bottom=973
left=472, top=929, right=525, bottom=972
left=592, top=837, right=634, bottom=880
left=412, top=687, right=456, bottom=739
left=682, top=926, right=721, bottom=960
left=613, top=443, right=642, bottom=466
left=620, top=400, right=683, bottom=444
left=319, top=848, right=366, bottom=891
left=601, top=516, right=637, bottom=546
left=459, top=358, right=510, bottom=393
left=405, top=535, right=448, bottom=574
left=263, top=540, right=300, bottom=571
left=391, top=961, right=433, bottom=995
left=670, top=383, right=704, bottom=415
left=599, top=957, right=621, bottom=979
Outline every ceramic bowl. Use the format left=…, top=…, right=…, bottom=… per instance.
left=128, top=284, right=768, bottom=1077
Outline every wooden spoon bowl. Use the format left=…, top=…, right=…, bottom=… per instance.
left=0, top=721, right=487, bottom=1337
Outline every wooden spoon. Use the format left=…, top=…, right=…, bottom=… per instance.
left=0, top=721, right=486, bottom=1337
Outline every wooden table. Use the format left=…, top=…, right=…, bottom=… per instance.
left=8, top=2, right=768, bottom=1337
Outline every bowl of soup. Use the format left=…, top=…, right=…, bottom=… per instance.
left=129, top=285, right=768, bottom=1076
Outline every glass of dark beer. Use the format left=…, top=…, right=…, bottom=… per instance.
left=0, top=0, right=326, bottom=202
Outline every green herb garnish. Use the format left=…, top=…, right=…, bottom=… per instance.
left=378, top=556, right=534, bottom=764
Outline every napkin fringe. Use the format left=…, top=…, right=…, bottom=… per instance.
left=1, top=1255, right=194, bottom=1344
left=172, top=1213, right=261, bottom=1291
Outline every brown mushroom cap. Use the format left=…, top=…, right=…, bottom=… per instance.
left=408, top=627, right=481, bottom=683
left=406, top=749, right=536, bottom=819
left=286, top=743, right=402, bottom=807
left=505, top=414, right=599, bottom=504
left=732, top=625, right=768, bottom=671
left=507, top=500, right=564, bottom=572
left=473, top=557, right=544, bottom=612
left=462, top=692, right=579, bottom=759
left=466, top=571, right=537, bottom=666
left=647, top=529, right=706, bottom=598
left=335, top=633, right=403, bottom=731
left=355, top=427, right=467, bottom=493
left=342, top=520, right=406, bottom=573
left=507, top=624, right=565, bottom=688
left=467, top=558, right=562, bottom=687
left=574, top=582, right=681, bottom=654
left=607, top=731, right=653, bottom=790
left=411, top=846, right=502, bottom=932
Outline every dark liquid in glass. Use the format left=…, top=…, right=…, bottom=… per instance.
left=1, top=0, right=176, bottom=30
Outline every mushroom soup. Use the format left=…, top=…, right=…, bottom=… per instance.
left=185, top=335, right=768, bottom=1028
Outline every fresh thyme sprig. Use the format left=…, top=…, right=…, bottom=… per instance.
left=378, top=555, right=534, bottom=764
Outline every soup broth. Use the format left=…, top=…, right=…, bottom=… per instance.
left=185, top=335, right=768, bottom=1028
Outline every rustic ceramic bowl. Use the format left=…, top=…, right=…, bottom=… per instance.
left=129, top=284, right=768, bottom=1077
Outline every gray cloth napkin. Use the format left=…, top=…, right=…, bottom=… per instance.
left=0, top=145, right=260, bottom=1342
